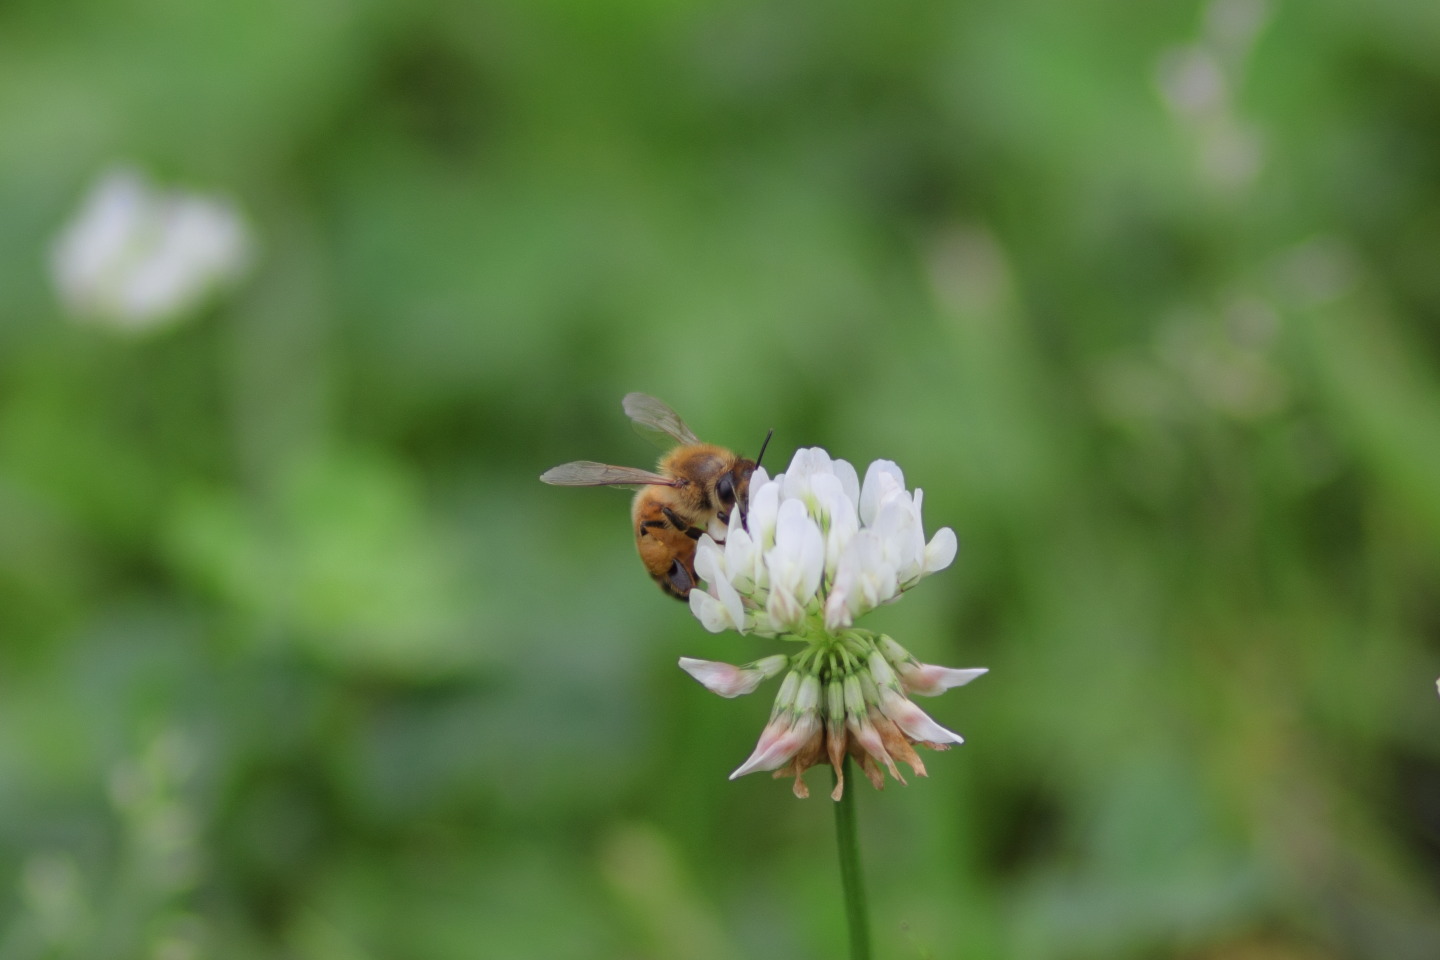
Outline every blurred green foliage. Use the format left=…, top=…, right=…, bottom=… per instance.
left=3, top=0, right=1440, bottom=957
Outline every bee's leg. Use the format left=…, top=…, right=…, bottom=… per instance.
left=661, top=506, right=707, bottom=541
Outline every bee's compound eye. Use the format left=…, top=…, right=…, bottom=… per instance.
left=668, top=559, right=694, bottom=596
left=716, top=473, right=735, bottom=506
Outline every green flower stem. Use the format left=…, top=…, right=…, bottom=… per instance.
left=833, top=755, right=872, bottom=960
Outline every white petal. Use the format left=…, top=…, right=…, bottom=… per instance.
left=767, top=500, right=825, bottom=607
left=797, top=524, right=825, bottom=602
left=785, top=447, right=831, bottom=483
left=876, top=634, right=912, bottom=664
left=746, top=480, right=781, bottom=548
left=923, top=527, right=958, bottom=574
left=873, top=495, right=924, bottom=584
left=795, top=674, right=822, bottom=712
left=688, top=589, right=734, bottom=633
left=833, top=458, right=861, bottom=511
left=808, top=472, right=844, bottom=518
left=713, top=566, right=747, bottom=630
left=824, top=505, right=859, bottom=580
left=860, top=460, right=906, bottom=526
left=858, top=532, right=900, bottom=611
left=867, top=651, right=899, bottom=688
left=750, top=654, right=790, bottom=678
left=772, top=669, right=802, bottom=709
left=771, top=499, right=809, bottom=555
left=723, top=526, right=758, bottom=593
left=746, top=609, right=779, bottom=638
left=693, top=535, right=725, bottom=584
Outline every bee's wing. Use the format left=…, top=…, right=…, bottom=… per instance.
left=540, top=461, right=678, bottom=487
left=623, top=393, right=701, bottom=448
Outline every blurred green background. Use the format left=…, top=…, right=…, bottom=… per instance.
left=3, top=0, right=1440, bottom=957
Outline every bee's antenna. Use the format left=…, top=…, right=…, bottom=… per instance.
left=739, top=428, right=774, bottom=533
left=754, top=428, right=774, bottom=470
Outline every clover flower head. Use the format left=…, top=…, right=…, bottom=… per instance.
left=680, top=448, right=984, bottom=799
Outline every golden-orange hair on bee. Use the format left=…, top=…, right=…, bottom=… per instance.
left=540, top=393, right=772, bottom=599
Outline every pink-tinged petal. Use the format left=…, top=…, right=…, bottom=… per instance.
left=823, top=588, right=853, bottom=632
left=677, top=657, right=747, bottom=696
left=876, top=686, right=965, bottom=745
left=677, top=657, right=777, bottom=698
left=766, top=587, right=806, bottom=634
left=730, top=712, right=821, bottom=779
left=729, top=716, right=792, bottom=777
left=898, top=663, right=987, bottom=696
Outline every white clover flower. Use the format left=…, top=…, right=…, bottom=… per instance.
left=50, top=167, right=253, bottom=331
left=679, top=447, right=985, bottom=799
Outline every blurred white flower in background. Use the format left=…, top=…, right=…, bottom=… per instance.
left=1153, top=0, right=1271, bottom=192
left=49, top=167, right=253, bottom=331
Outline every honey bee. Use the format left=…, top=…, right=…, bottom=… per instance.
left=541, top=393, right=772, bottom=600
